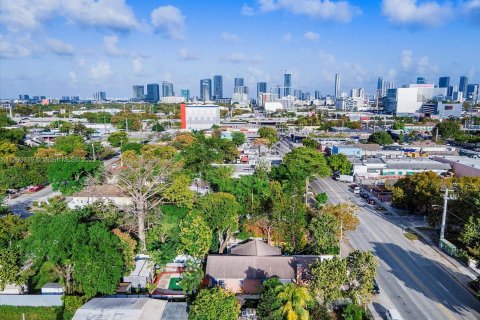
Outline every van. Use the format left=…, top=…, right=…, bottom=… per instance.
left=385, top=308, right=403, bottom=320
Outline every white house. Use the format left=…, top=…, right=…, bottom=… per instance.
left=67, top=185, right=133, bottom=209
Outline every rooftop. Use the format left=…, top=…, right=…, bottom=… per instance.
left=73, top=184, right=126, bottom=197
left=230, top=239, right=282, bottom=256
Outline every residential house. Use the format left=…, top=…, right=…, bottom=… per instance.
left=206, top=239, right=332, bottom=295
left=67, top=185, right=133, bottom=209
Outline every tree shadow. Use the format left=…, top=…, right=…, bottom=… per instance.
left=371, top=242, right=480, bottom=319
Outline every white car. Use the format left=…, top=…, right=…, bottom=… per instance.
left=385, top=308, right=403, bottom=320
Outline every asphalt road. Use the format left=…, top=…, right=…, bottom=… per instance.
left=311, top=178, right=480, bottom=320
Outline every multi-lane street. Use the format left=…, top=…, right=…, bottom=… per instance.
left=311, top=178, right=480, bottom=320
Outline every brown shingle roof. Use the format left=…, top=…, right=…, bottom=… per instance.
left=230, top=239, right=281, bottom=256
left=205, top=255, right=323, bottom=280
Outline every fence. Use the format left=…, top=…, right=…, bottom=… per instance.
left=0, top=294, right=62, bottom=307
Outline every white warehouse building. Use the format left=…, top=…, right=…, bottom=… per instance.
left=180, top=104, right=220, bottom=130
left=385, top=84, right=447, bottom=115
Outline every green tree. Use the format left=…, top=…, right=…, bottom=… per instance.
left=0, top=128, right=25, bottom=144
left=121, top=142, right=143, bottom=154
left=314, top=193, right=328, bottom=206
left=257, top=277, right=283, bottom=320
left=107, top=131, right=128, bottom=147
left=276, top=147, right=331, bottom=183
left=0, top=114, right=15, bottom=127
left=326, top=154, right=351, bottom=175
left=53, top=135, right=86, bottom=154
left=302, top=137, right=318, bottom=149
left=310, top=257, right=348, bottom=304
left=152, top=122, right=165, bottom=132
left=0, top=141, right=17, bottom=157
left=320, top=203, right=359, bottom=232
left=73, top=223, right=124, bottom=298
left=47, top=160, right=102, bottom=195
left=275, top=283, right=312, bottom=320
left=178, top=212, right=212, bottom=258
left=196, top=192, right=240, bottom=253
left=0, top=214, right=27, bottom=247
left=163, top=174, right=195, bottom=208
left=258, top=127, right=278, bottom=146
left=342, top=303, right=367, bottom=320
left=189, top=287, right=240, bottom=320
left=367, top=131, right=393, bottom=145
left=433, top=120, right=461, bottom=139
left=231, top=132, right=246, bottom=146
left=179, top=260, right=204, bottom=294
left=309, top=213, right=340, bottom=255
left=392, top=122, right=405, bottom=130
left=346, top=250, right=377, bottom=306
left=0, top=248, right=26, bottom=291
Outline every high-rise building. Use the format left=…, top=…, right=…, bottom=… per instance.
left=283, top=73, right=292, bottom=97
left=416, top=77, right=427, bottom=84
left=294, top=89, right=302, bottom=100
left=459, top=76, right=468, bottom=96
left=334, top=74, right=340, bottom=98
left=387, top=82, right=395, bottom=89
left=213, top=75, right=223, bottom=99
left=466, top=84, right=479, bottom=103
left=234, top=78, right=244, bottom=87
left=438, top=76, right=450, bottom=88
left=93, top=91, right=106, bottom=101
left=200, top=79, right=212, bottom=102
left=180, top=89, right=190, bottom=102
left=162, top=81, right=174, bottom=97
left=302, top=91, right=310, bottom=101
left=257, top=82, right=267, bottom=97
left=314, top=90, right=321, bottom=100
left=377, top=77, right=387, bottom=97
left=146, top=84, right=160, bottom=102
left=132, top=85, right=144, bottom=101
left=447, top=86, right=454, bottom=98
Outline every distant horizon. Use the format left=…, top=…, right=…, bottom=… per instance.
left=1, top=1, right=479, bottom=98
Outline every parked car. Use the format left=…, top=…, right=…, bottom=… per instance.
left=29, top=185, right=45, bottom=193
left=367, top=198, right=375, bottom=205
left=373, top=279, right=380, bottom=294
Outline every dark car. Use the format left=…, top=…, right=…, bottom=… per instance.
left=373, top=279, right=380, bottom=294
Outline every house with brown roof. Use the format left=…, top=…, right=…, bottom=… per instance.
left=205, top=239, right=332, bottom=295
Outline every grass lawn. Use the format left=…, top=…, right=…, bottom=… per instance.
left=0, top=306, right=62, bottom=320
left=168, top=277, right=183, bottom=291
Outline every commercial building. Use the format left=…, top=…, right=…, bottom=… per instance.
left=459, top=76, right=468, bottom=97
left=284, top=73, right=292, bottom=97
left=146, top=84, right=160, bottom=103
left=257, top=82, right=267, bottom=97
left=417, top=77, right=427, bottom=84
left=213, top=75, right=223, bottom=99
left=161, top=81, right=174, bottom=97
left=233, top=78, right=249, bottom=104
left=199, top=79, right=212, bottom=102
left=93, top=91, right=106, bottom=101
left=234, top=78, right=244, bottom=87
left=434, top=101, right=463, bottom=118
left=385, top=84, right=447, bottom=115
left=180, top=89, right=190, bottom=101
left=466, top=84, right=479, bottom=103
left=132, top=85, right=144, bottom=101
left=439, top=76, right=450, bottom=88
left=335, top=74, right=340, bottom=98
left=180, top=103, right=220, bottom=130
left=314, top=90, right=322, bottom=100
left=378, top=77, right=387, bottom=97
left=160, top=96, right=185, bottom=104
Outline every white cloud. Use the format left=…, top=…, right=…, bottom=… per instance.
left=416, top=56, right=439, bottom=75
left=225, top=52, right=263, bottom=64
left=400, top=50, right=413, bottom=70
left=257, top=0, right=361, bottom=23
left=318, top=50, right=336, bottom=65
left=0, top=34, right=35, bottom=58
left=179, top=48, right=199, bottom=61
left=381, top=0, right=452, bottom=27
left=132, top=58, right=143, bottom=75
left=221, top=32, right=240, bottom=41
left=282, top=33, right=293, bottom=42
left=0, top=0, right=139, bottom=32
left=241, top=3, right=255, bottom=16
left=151, top=5, right=185, bottom=40
left=103, top=35, right=127, bottom=57
left=47, top=38, right=74, bottom=56
left=303, top=31, right=320, bottom=41
left=89, top=61, right=113, bottom=79
left=462, top=0, right=480, bottom=25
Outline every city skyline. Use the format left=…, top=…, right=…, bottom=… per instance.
left=1, top=0, right=479, bottom=98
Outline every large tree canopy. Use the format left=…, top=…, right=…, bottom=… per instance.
left=189, top=287, right=240, bottom=320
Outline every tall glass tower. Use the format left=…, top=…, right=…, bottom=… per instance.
left=438, top=76, right=450, bottom=88
left=284, top=73, right=291, bottom=96
left=459, top=76, right=468, bottom=96
left=146, top=83, right=160, bottom=102
left=213, top=75, right=223, bottom=99
left=334, top=74, right=340, bottom=98
left=234, top=78, right=244, bottom=87
left=200, top=79, right=212, bottom=102
left=257, top=82, right=267, bottom=97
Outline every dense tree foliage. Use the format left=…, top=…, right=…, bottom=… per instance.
left=367, top=131, right=393, bottom=145
left=257, top=277, right=283, bottom=320
left=231, top=132, right=246, bottom=146
left=107, top=131, right=128, bottom=147
left=433, top=120, right=461, bottom=139
left=189, top=287, right=240, bottom=320
left=326, top=154, right=352, bottom=175
left=47, top=160, right=102, bottom=195
left=178, top=212, right=212, bottom=258
left=275, top=283, right=312, bottom=320
left=302, top=137, right=318, bottom=149
left=258, top=127, right=278, bottom=146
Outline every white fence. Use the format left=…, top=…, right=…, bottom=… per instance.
left=0, top=294, right=62, bottom=307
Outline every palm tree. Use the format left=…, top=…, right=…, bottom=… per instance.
left=179, top=260, right=204, bottom=294
left=276, top=283, right=312, bottom=320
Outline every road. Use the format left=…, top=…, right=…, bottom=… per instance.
left=311, top=178, right=480, bottom=320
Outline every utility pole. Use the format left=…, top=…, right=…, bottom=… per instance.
left=440, top=188, right=454, bottom=244
left=339, top=220, right=343, bottom=257
left=91, top=142, right=96, bottom=160
left=305, top=178, right=309, bottom=205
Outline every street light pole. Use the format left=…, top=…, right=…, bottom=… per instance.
left=439, top=188, right=454, bottom=244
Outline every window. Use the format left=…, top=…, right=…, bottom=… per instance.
left=218, top=279, right=225, bottom=288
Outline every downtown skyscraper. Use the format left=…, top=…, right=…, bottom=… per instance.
left=335, top=74, right=340, bottom=98
left=200, top=79, right=212, bottom=102
left=257, top=82, right=267, bottom=97
left=284, top=72, right=291, bottom=97
left=460, top=76, right=469, bottom=96
left=146, top=83, right=159, bottom=103
left=438, top=76, right=450, bottom=88
left=162, top=81, right=174, bottom=97
left=213, top=75, right=223, bottom=99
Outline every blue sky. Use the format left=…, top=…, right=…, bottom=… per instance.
left=0, top=0, right=479, bottom=99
